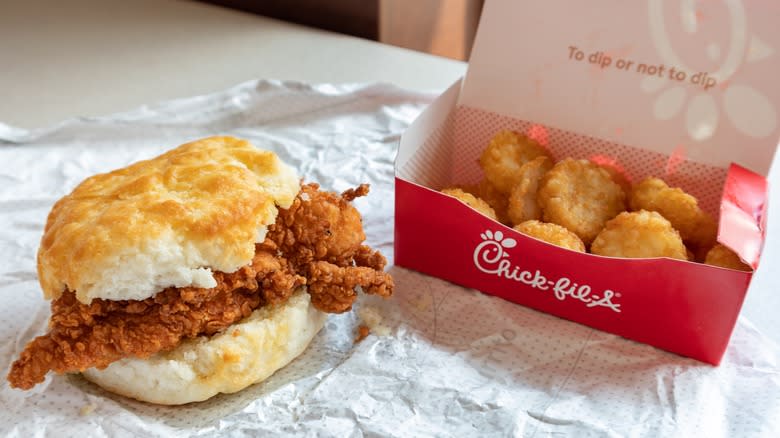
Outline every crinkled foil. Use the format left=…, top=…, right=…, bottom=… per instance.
left=0, top=80, right=778, bottom=437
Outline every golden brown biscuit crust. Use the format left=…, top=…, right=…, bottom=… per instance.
left=38, top=136, right=300, bottom=303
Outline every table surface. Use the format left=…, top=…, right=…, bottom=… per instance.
left=1, top=0, right=778, bottom=345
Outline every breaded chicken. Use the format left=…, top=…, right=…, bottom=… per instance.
left=8, top=249, right=299, bottom=390
left=266, top=183, right=393, bottom=312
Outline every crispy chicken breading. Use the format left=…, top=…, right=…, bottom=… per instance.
left=307, top=261, right=393, bottom=313
left=266, top=183, right=393, bottom=312
left=8, top=184, right=393, bottom=390
left=267, top=183, right=369, bottom=267
left=8, top=249, right=299, bottom=390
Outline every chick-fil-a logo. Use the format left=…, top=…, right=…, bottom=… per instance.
left=473, top=230, right=621, bottom=313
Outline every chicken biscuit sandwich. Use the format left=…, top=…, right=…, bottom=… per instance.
left=7, top=136, right=393, bottom=404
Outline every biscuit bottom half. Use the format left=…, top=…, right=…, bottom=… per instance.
left=83, top=288, right=326, bottom=405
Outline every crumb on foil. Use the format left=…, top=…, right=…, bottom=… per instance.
left=412, top=295, right=432, bottom=311
left=80, top=403, right=97, bottom=416
left=358, top=306, right=391, bottom=336
left=354, top=325, right=370, bottom=343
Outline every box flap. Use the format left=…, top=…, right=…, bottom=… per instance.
left=462, top=0, right=780, bottom=176
left=396, top=79, right=461, bottom=174
left=719, top=163, right=768, bottom=268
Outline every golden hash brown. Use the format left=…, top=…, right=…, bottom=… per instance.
left=513, top=220, right=585, bottom=252
left=460, top=179, right=510, bottom=224
left=591, top=210, right=688, bottom=260
left=478, top=130, right=551, bottom=194
left=629, top=177, right=717, bottom=252
left=704, top=244, right=752, bottom=271
left=537, top=158, right=626, bottom=244
left=441, top=188, right=497, bottom=220
left=595, top=162, right=632, bottom=198
left=507, top=156, right=553, bottom=225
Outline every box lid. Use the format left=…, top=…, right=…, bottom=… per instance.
left=461, top=0, right=780, bottom=176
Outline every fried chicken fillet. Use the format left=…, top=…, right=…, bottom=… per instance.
left=8, top=183, right=392, bottom=390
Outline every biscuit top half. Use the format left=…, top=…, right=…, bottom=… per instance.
left=38, top=136, right=300, bottom=304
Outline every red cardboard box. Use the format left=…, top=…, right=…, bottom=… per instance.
left=394, top=0, right=780, bottom=364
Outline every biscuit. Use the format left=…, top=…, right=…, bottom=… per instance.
left=38, top=136, right=300, bottom=303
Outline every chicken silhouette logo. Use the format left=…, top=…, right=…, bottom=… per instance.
left=644, top=0, right=777, bottom=141
left=473, top=230, right=516, bottom=266
left=473, top=230, right=622, bottom=313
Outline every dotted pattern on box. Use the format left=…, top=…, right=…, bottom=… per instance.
left=397, top=112, right=455, bottom=190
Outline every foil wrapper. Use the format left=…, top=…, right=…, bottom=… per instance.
left=0, top=80, right=778, bottom=437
